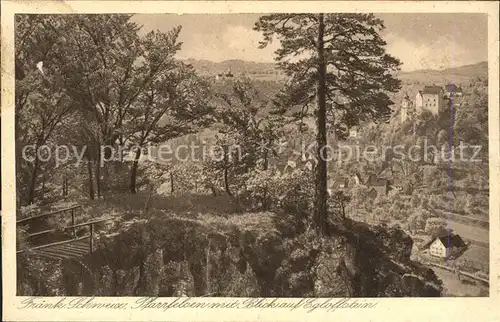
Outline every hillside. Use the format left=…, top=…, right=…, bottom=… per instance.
left=184, top=59, right=488, bottom=83
left=183, top=59, right=284, bottom=81
left=397, top=61, right=487, bottom=84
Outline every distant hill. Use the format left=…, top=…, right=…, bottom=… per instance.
left=184, top=59, right=487, bottom=84
left=397, top=61, right=487, bottom=84
left=181, top=58, right=488, bottom=119
left=183, top=59, right=284, bottom=81
left=386, top=61, right=488, bottom=115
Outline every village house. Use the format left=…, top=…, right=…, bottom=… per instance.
left=415, top=85, right=444, bottom=116
left=329, top=176, right=349, bottom=189
left=429, top=233, right=467, bottom=258
left=444, top=83, right=464, bottom=99
left=389, top=178, right=404, bottom=192
left=215, top=67, right=234, bottom=80
left=349, top=126, right=360, bottom=139
left=366, top=174, right=389, bottom=196
left=352, top=172, right=363, bottom=186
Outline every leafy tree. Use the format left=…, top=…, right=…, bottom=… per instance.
left=126, top=28, right=213, bottom=193
left=424, top=217, right=447, bottom=237
left=53, top=14, right=148, bottom=197
left=15, top=15, right=75, bottom=205
left=255, top=13, right=401, bottom=233
left=202, top=79, right=279, bottom=198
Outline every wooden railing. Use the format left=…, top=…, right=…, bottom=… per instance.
left=17, top=218, right=111, bottom=255
left=17, top=205, right=111, bottom=257
left=17, top=205, right=82, bottom=225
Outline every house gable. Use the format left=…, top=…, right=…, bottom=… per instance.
left=444, top=84, right=464, bottom=97
left=430, top=238, right=445, bottom=249
left=429, top=238, right=447, bottom=257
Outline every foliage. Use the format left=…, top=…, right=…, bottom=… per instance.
left=200, top=79, right=284, bottom=198
left=424, top=217, right=448, bottom=236
left=15, top=15, right=215, bottom=203
left=255, top=13, right=401, bottom=233
left=255, top=13, right=402, bottom=137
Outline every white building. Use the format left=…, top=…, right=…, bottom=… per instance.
left=415, top=86, right=444, bottom=116
left=429, top=234, right=466, bottom=258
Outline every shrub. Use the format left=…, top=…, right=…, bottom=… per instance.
left=424, top=217, right=447, bottom=236
left=245, top=166, right=313, bottom=214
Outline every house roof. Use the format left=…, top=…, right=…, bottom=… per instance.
left=366, top=174, right=387, bottom=186
left=436, top=233, right=466, bottom=248
left=391, top=178, right=404, bottom=186
left=449, top=96, right=464, bottom=105
left=422, top=86, right=443, bottom=94
left=445, top=84, right=463, bottom=93
left=332, top=176, right=349, bottom=185
left=366, top=187, right=379, bottom=198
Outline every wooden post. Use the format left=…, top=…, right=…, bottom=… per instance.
left=170, top=172, right=174, bottom=194
left=71, top=208, right=76, bottom=238
left=90, top=223, right=94, bottom=254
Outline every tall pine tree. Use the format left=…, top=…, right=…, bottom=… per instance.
left=255, top=13, right=401, bottom=234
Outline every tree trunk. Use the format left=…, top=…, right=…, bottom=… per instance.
left=224, top=167, right=231, bottom=196
left=87, top=158, right=95, bottom=200
left=129, top=148, right=142, bottom=194
left=313, top=13, right=328, bottom=235
left=62, top=174, right=66, bottom=196
left=223, top=146, right=232, bottom=197
left=95, top=150, right=101, bottom=199
left=262, top=147, right=269, bottom=210
left=62, top=172, right=68, bottom=196
left=27, top=157, right=39, bottom=205
left=170, top=172, right=174, bottom=194
left=65, top=174, right=69, bottom=196
left=41, top=172, right=46, bottom=200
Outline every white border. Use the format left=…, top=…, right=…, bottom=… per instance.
left=2, top=1, right=499, bottom=321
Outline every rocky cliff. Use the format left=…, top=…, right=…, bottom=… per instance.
left=17, top=212, right=442, bottom=297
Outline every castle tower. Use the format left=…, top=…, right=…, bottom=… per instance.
left=401, top=93, right=414, bottom=122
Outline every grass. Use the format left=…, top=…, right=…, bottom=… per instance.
left=20, top=191, right=279, bottom=239
left=55, top=193, right=280, bottom=239
left=101, top=192, right=242, bottom=216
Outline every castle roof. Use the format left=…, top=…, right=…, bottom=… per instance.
left=422, top=86, right=443, bottom=94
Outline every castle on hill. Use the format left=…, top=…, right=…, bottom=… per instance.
left=400, top=83, right=463, bottom=122
left=215, top=67, right=234, bottom=80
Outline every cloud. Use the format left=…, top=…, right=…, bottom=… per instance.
left=385, top=33, right=477, bottom=71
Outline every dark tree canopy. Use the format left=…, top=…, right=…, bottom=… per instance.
left=255, top=13, right=402, bottom=140
left=255, top=13, right=401, bottom=233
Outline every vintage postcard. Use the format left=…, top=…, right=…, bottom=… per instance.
left=2, top=1, right=499, bottom=321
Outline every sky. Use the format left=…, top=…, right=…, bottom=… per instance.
left=132, top=13, right=488, bottom=72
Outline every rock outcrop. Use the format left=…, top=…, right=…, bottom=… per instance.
left=17, top=212, right=442, bottom=297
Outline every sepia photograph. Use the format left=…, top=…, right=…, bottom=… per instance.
left=12, top=11, right=492, bottom=299
left=2, top=4, right=498, bottom=320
